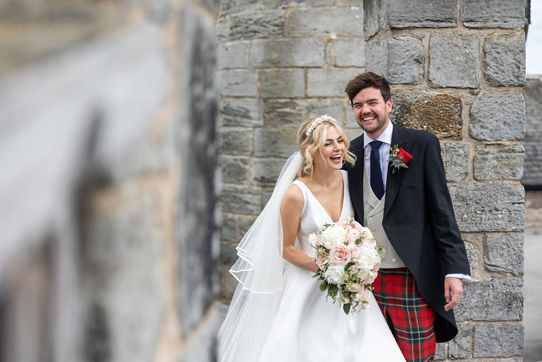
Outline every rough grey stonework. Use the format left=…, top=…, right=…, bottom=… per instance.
left=449, top=183, right=525, bottom=232
left=484, top=32, right=526, bottom=87
left=219, top=0, right=260, bottom=15
left=434, top=343, right=447, bottom=360
left=250, top=158, right=288, bottom=186
left=448, top=323, right=473, bottom=359
left=473, top=146, right=524, bottom=181
left=307, top=68, right=363, bottom=97
left=335, top=38, right=365, bottom=67
left=473, top=323, right=524, bottom=358
left=260, top=69, right=305, bottom=98
left=366, top=36, right=424, bottom=84
left=288, top=8, right=364, bottom=37
left=262, top=0, right=329, bottom=9
left=220, top=185, right=261, bottom=215
left=265, top=99, right=343, bottom=128
left=445, top=144, right=469, bottom=183
left=221, top=214, right=238, bottom=243
left=386, top=0, right=457, bottom=28
left=363, top=0, right=383, bottom=38
left=230, top=11, right=285, bottom=40
left=469, top=93, right=526, bottom=141
left=484, top=234, right=524, bottom=276
left=220, top=156, right=249, bottom=184
left=521, top=76, right=542, bottom=187
left=217, top=41, right=248, bottom=69
left=429, top=34, right=479, bottom=88
left=254, top=128, right=298, bottom=157
left=460, top=0, right=525, bottom=29
left=219, top=70, right=258, bottom=97
left=219, top=98, right=263, bottom=127
left=220, top=128, right=253, bottom=155
left=250, top=38, right=324, bottom=68
left=455, top=278, right=523, bottom=322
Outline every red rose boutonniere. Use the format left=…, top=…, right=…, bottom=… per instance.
left=388, top=145, right=412, bottom=174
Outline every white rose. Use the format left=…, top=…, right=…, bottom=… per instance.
left=308, top=233, right=318, bottom=246
left=324, top=265, right=346, bottom=285
left=321, top=225, right=348, bottom=249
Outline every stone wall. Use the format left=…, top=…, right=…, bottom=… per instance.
left=0, top=1, right=221, bottom=361
left=522, top=75, right=542, bottom=189
left=218, top=0, right=527, bottom=360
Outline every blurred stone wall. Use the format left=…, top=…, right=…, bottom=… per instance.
left=0, top=1, right=221, bottom=361
left=217, top=0, right=527, bottom=360
left=522, top=75, right=542, bottom=189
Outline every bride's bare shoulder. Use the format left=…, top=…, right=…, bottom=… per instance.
left=281, top=182, right=304, bottom=209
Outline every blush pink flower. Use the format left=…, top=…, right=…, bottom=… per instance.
left=316, top=252, right=329, bottom=270
left=356, top=288, right=370, bottom=302
left=329, top=244, right=352, bottom=267
left=347, top=229, right=360, bottom=243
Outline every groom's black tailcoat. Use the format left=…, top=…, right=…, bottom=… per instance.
left=346, top=123, right=470, bottom=342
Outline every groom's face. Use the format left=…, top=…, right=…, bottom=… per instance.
left=351, top=87, right=392, bottom=139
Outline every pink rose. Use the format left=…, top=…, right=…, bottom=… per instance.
left=349, top=283, right=363, bottom=293
left=329, top=244, right=352, bottom=267
left=349, top=264, right=359, bottom=274
left=350, top=247, right=361, bottom=259
left=336, top=220, right=346, bottom=228
left=316, top=252, right=329, bottom=270
left=356, top=288, right=370, bottom=302
left=314, top=235, right=322, bottom=246
left=347, top=229, right=360, bottom=243
left=353, top=221, right=364, bottom=232
left=364, top=271, right=378, bottom=284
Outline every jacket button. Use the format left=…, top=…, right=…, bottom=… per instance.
left=392, top=258, right=396, bottom=263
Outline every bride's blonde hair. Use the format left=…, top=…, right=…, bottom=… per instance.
left=297, top=116, right=356, bottom=177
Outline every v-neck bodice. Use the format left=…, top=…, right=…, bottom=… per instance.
left=291, top=170, right=354, bottom=257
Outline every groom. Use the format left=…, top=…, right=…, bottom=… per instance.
left=344, top=72, right=470, bottom=361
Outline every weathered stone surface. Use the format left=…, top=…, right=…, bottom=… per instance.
left=239, top=215, right=258, bottom=238
left=288, top=8, right=363, bottom=37
left=386, top=0, right=457, bottom=28
left=460, top=0, right=525, bottom=29
left=335, top=38, right=365, bottom=67
left=262, top=0, right=329, bottom=10
left=219, top=70, right=258, bottom=97
left=469, top=93, right=525, bottom=141
left=484, top=234, right=524, bottom=276
left=522, top=76, right=542, bottom=186
left=390, top=90, right=463, bottom=139
left=230, top=10, right=284, bottom=40
left=307, top=68, right=362, bottom=97
left=434, top=343, right=447, bottom=360
left=363, top=0, right=382, bottom=38
left=220, top=128, right=253, bottom=155
left=260, top=69, right=305, bottom=98
left=449, top=323, right=472, bottom=359
left=220, top=156, right=249, bottom=184
left=250, top=157, right=288, bottom=186
left=220, top=185, right=261, bottom=215
left=254, top=129, right=298, bottom=157
left=449, top=183, right=524, bottom=232
left=265, top=99, right=343, bottom=128
left=217, top=41, right=248, bottom=69
left=219, top=0, right=260, bottom=16
left=215, top=18, right=229, bottom=42
left=473, top=323, right=524, bottom=358
left=220, top=241, right=238, bottom=270
left=250, top=38, right=324, bottom=68
left=429, top=34, right=479, bottom=88
left=473, top=146, right=524, bottom=181
left=219, top=270, right=237, bottom=302
left=445, top=144, right=469, bottom=182
left=219, top=98, right=263, bottom=127
left=463, top=237, right=480, bottom=270
left=221, top=213, right=238, bottom=242
left=484, top=32, right=526, bottom=87
left=366, top=36, right=424, bottom=84
left=455, top=278, right=523, bottom=322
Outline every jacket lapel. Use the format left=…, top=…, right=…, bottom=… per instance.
left=384, top=124, right=409, bottom=218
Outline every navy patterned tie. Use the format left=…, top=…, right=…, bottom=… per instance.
left=370, top=141, right=384, bottom=200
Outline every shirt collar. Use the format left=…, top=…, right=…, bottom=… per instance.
left=363, top=120, right=393, bottom=148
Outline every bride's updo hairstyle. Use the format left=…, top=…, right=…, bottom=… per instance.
left=297, top=115, right=356, bottom=177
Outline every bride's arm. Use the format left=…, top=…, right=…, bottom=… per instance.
left=280, top=185, right=319, bottom=274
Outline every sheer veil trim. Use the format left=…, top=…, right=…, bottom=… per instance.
left=218, top=152, right=302, bottom=362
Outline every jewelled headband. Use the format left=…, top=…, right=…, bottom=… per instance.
left=305, top=115, right=338, bottom=136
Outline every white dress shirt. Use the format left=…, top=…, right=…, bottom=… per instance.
left=362, top=122, right=471, bottom=281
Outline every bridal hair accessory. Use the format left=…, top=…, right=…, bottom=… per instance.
left=305, top=114, right=337, bottom=136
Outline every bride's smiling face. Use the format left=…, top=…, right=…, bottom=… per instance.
left=312, top=125, right=345, bottom=172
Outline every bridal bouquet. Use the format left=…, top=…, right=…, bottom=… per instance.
left=309, top=216, right=385, bottom=314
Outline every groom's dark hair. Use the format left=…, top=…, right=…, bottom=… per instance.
left=345, top=72, right=391, bottom=106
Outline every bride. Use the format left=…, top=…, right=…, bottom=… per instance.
left=218, top=115, right=405, bottom=362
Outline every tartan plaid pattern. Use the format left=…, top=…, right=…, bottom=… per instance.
left=372, top=268, right=436, bottom=362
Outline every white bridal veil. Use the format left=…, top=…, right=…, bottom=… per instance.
left=218, top=152, right=303, bottom=362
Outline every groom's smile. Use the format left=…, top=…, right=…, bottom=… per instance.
left=351, top=87, right=393, bottom=140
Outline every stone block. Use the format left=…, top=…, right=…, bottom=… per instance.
left=250, top=157, right=288, bottom=186
left=455, top=278, right=523, bottom=322
left=484, top=32, right=526, bottom=87
left=220, top=185, right=261, bottom=215
left=220, top=156, right=249, bottom=184
left=429, top=34, right=479, bottom=88
left=460, top=0, right=525, bottom=29
left=288, top=8, right=363, bottom=37
left=254, top=129, right=298, bottom=157
left=239, top=215, right=259, bottom=239
left=219, top=70, right=258, bottom=97
left=220, top=128, right=253, bottom=155
left=262, top=0, right=329, bottom=9
left=220, top=241, right=239, bottom=270
left=335, top=38, right=365, bottom=67
left=307, top=68, right=362, bottom=97
left=250, top=38, right=324, bottom=68
left=473, top=323, right=524, bottom=358
left=463, top=237, right=480, bottom=270
left=473, top=146, right=524, bottom=181
left=445, top=144, right=468, bottom=183
left=221, top=213, right=238, bottom=242
left=522, top=76, right=542, bottom=187
left=484, top=234, right=524, bottom=276
left=261, top=69, right=305, bottom=98
left=386, top=0, right=457, bottom=28
left=363, top=0, right=382, bottom=38
left=449, top=183, right=524, bottom=232
left=217, top=41, right=248, bottom=69
left=261, top=188, right=275, bottom=208
left=219, top=270, right=237, bottom=303
left=390, top=90, right=463, bottom=139
left=345, top=109, right=359, bottom=129
left=366, top=37, right=424, bottom=84
left=265, top=99, right=344, bottom=128
left=230, top=10, right=285, bottom=40
left=469, top=93, right=525, bottom=141
left=449, top=323, right=472, bottom=359
left=219, top=98, right=263, bottom=127
left=219, top=0, right=260, bottom=16
left=215, top=18, right=229, bottom=42
left=434, top=343, right=447, bottom=360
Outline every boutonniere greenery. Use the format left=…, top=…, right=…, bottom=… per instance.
left=388, top=145, right=412, bottom=174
